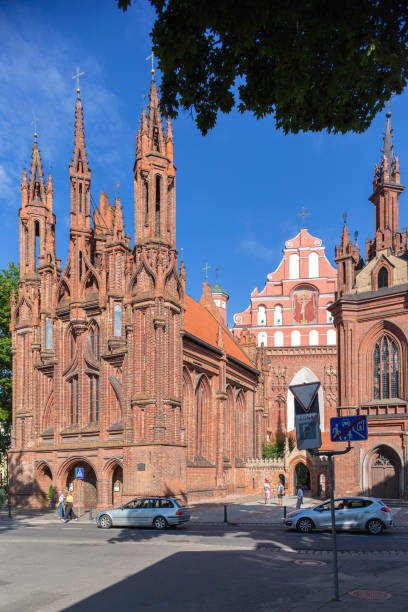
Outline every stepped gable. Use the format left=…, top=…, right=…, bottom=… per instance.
left=184, top=294, right=255, bottom=369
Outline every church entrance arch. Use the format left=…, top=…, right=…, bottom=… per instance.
left=65, top=461, right=98, bottom=508
left=112, top=465, right=123, bottom=506
left=368, top=445, right=401, bottom=499
left=293, top=462, right=310, bottom=495
left=36, top=463, right=53, bottom=505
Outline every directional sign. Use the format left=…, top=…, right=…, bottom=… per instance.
left=289, top=382, right=322, bottom=451
left=330, top=416, right=368, bottom=442
left=75, top=467, right=84, bottom=479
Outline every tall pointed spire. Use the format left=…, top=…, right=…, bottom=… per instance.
left=381, top=104, right=394, bottom=172
left=28, top=138, right=46, bottom=204
left=71, top=96, right=89, bottom=174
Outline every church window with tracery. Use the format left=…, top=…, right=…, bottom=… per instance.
left=378, top=266, right=389, bottom=289
left=374, top=336, right=398, bottom=400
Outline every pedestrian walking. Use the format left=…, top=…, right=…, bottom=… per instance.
left=296, top=485, right=303, bottom=510
left=57, top=491, right=65, bottom=520
left=277, top=482, right=284, bottom=506
left=64, top=492, right=75, bottom=522
left=263, top=479, right=271, bottom=504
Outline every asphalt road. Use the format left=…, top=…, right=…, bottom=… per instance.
left=2, top=522, right=408, bottom=611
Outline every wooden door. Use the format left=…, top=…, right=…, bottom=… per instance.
left=371, top=451, right=399, bottom=498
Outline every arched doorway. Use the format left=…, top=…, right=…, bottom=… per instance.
left=36, top=464, right=53, bottom=505
left=318, top=473, right=326, bottom=498
left=369, top=446, right=401, bottom=499
left=66, top=462, right=98, bottom=508
left=294, top=462, right=310, bottom=495
left=112, top=465, right=123, bottom=506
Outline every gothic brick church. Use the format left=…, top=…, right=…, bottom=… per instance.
left=331, top=109, right=408, bottom=500
left=9, top=78, right=270, bottom=508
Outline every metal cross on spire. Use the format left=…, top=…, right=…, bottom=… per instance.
left=115, top=181, right=120, bottom=199
left=32, top=115, right=39, bottom=140
left=72, top=67, right=85, bottom=95
left=297, top=206, right=311, bottom=228
left=343, top=211, right=348, bottom=224
left=203, top=263, right=211, bottom=281
left=215, top=266, right=219, bottom=281
left=146, top=51, right=155, bottom=77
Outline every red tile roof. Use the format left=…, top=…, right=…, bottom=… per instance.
left=184, top=294, right=255, bottom=370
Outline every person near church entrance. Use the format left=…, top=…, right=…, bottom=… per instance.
left=64, top=492, right=77, bottom=522
left=57, top=490, right=66, bottom=520
left=263, top=479, right=271, bottom=504
left=296, top=486, right=304, bottom=509
left=277, top=482, right=285, bottom=506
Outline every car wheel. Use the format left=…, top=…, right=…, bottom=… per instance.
left=366, top=518, right=383, bottom=535
left=97, top=515, right=112, bottom=529
left=153, top=516, right=168, bottom=530
left=296, top=517, right=313, bottom=533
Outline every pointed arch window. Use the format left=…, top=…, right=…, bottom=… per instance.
left=374, top=336, right=399, bottom=400
left=34, top=220, right=40, bottom=269
left=90, top=324, right=100, bottom=360
left=45, top=320, right=53, bottom=350
left=155, top=175, right=161, bottom=236
left=144, top=181, right=149, bottom=226
left=78, top=183, right=83, bottom=213
left=69, top=377, right=79, bottom=424
left=89, top=375, right=99, bottom=423
left=114, top=304, right=122, bottom=337
left=378, top=266, right=389, bottom=289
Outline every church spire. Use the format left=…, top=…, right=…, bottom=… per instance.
left=367, top=105, right=405, bottom=259
left=69, top=92, right=91, bottom=230
left=71, top=96, right=89, bottom=175
left=381, top=105, right=394, bottom=172
left=28, top=137, right=46, bottom=205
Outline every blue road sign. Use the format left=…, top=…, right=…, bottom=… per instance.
left=75, top=467, right=84, bottom=479
left=330, top=416, right=368, bottom=442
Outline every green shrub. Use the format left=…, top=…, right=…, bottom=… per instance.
left=47, top=484, right=53, bottom=500
left=287, top=434, right=295, bottom=452
left=262, top=436, right=285, bottom=459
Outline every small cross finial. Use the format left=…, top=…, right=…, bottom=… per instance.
left=115, top=181, right=120, bottom=199
left=203, top=263, right=211, bottom=281
left=72, top=67, right=85, bottom=95
left=343, top=211, right=348, bottom=224
left=354, top=230, right=359, bottom=242
left=146, top=51, right=155, bottom=77
left=32, top=115, right=39, bottom=140
left=297, top=206, right=311, bottom=227
left=215, top=266, right=219, bottom=281
left=180, top=247, right=184, bottom=261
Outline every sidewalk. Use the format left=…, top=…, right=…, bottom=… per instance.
left=2, top=495, right=408, bottom=526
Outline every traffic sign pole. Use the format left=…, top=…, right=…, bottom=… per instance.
left=310, top=442, right=352, bottom=602
left=78, top=479, right=81, bottom=519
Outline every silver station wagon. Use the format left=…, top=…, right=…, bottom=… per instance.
left=285, top=497, right=392, bottom=535
left=96, top=496, right=190, bottom=530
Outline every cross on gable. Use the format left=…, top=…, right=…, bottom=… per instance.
left=297, top=207, right=311, bottom=227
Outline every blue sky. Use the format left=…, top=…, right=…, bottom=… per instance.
left=1, top=0, right=408, bottom=326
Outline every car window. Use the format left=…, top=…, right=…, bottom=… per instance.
left=347, top=499, right=367, bottom=509
left=315, top=503, right=330, bottom=512
left=334, top=500, right=346, bottom=510
left=124, top=500, right=142, bottom=509
left=150, top=499, right=160, bottom=508
left=160, top=499, right=174, bottom=508
left=174, top=498, right=186, bottom=507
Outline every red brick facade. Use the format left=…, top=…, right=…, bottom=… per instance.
left=9, top=80, right=266, bottom=508
left=331, top=110, right=408, bottom=499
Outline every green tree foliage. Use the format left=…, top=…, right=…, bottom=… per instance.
left=48, top=484, right=53, bottom=499
left=118, top=1, right=408, bottom=135
left=0, top=263, right=19, bottom=455
left=263, top=436, right=285, bottom=459
left=287, top=434, right=295, bottom=453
